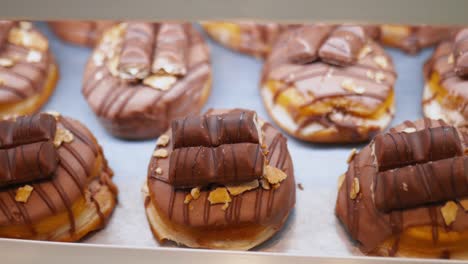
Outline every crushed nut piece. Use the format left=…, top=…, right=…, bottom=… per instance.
left=54, top=128, right=74, bottom=147
left=221, top=203, right=229, bottom=210
left=226, top=180, right=259, bottom=196
left=338, top=174, right=346, bottom=190
left=350, top=177, right=360, bottom=199
left=375, top=72, right=386, bottom=83
left=156, top=134, right=170, bottom=147
left=143, top=74, right=177, bottom=91
left=341, top=78, right=365, bottom=94
left=359, top=45, right=373, bottom=59
left=155, top=167, right=163, bottom=175
left=458, top=199, right=468, bottom=211
left=153, top=149, right=168, bottom=158
left=8, top=27, right=48, bottom=52
left=440, top=201, right=458, bottom=226
left=0, top=58, right=14, bottom=67
left=26, top=50, right=42, bottom=63
left=448, top=54, right=454, bottom=64
left=95, top=71, right=104, bottom=81
left=15, top=185, right=34, bottom=203
left=92, top=52, right=105, bottom=66
left=264, top=165, right=287, bottom=184
left=374, top=55, right=389, bottom=69
left=260, top=178, right=271, bottom=190
left=297, top=183, right=304, bottom=190
left=347, top=148, right=357, bottom=163
left=107, top=56, right=119, bottom=76
left=208, top=187, right=231, bottom=205
left=190, top=187, right=201, bottom=200
left=366, top=70, right=375, bottom=80
left=402, top=182, right=408, bottom=192
left=272, top=183, right=281, bottom=189
left=402, top=127, right=417, bottom=133
left=184, top=194, right=192, bottom=204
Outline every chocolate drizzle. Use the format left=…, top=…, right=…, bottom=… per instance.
left=454, top=29, right=468, bottom=78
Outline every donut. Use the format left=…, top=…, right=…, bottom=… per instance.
left=379, top=25, right=458, bottom=54
left=0, top=21, right=58, bottom=118
left=423, top=28, right=468, bottom=126
left=0, top=112, right=117, bottom=241
left=260, top=24, right=397, bottom=143
left=49, top=21, right=117, bottom=47
left=201, top=21, right=291, bottom=59
left=82, top=22, right=212, bottom=139
left=144, top=109, right=295, bottom=250
left=336, top=118, right=468, bottom=258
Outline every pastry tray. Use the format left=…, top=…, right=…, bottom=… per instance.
left=0, top=22, right=460, bottom=264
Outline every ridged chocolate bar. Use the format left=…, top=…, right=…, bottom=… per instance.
left=0, top=114, right=58, bottom=187
left=172, top=110, right=260, bottom=149
left=117, top=22, right=155, bottom=80
left=454, top=29, right=468, bottom=78
left=152, top=23, right=188, bottom=76
left=0, top=114, right=57, bottom=148
left=374, top=156, right=468, bottom=212
left=374, top=126, right=462, bottom=172
left=318, top=25, right=366, bottom=66
left=285, top=25, right=331, bottom=64
left=168, top=143, right=264, bottom=188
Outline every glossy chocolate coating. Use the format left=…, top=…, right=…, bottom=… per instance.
left=172, top=110, right=259, bottom=148
left=0, top=114, right=58, bottom=187
left=83, top=22, right=211, bottom=139
left=374, top=126, right=462, bottom=172
left=454, top=29, right=468, bottom=78
left=285, top=24, right=331, bottom=64
left=374, top=156, right=468, bottom=212
left=167, top=143, right=264, bottom=188
left=336, top=118, right=468, bottom=255
left=148, top=109, right=295, bottom=228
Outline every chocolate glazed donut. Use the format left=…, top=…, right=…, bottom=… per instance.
left=144, top=109, right=296, bottom=250
left=336, top=118, right=468, bottom=259
left=0, top=21, right=59, bottom=118
left=49, top=21, right=117, bottom=47
left=82, top=22, right=212, bottom=139
left=261, top=24, right=397, bottom=143
left=423, top=28, right=468, bottom=126
left=0, top=112, right=118, bottom=241
left=379, top=25, right=459, bottom=54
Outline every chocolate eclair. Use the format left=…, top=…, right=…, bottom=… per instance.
left=261, top=24, right=397, bottom=143
left=49, top=21, right=117, bottom=47
left=336, top=118, right=468, bottom=258
left=202, top=21, right=293, bottom=59
left=82, top=22, right=212, bottom=139
left=423, top=28, right=468, bottom=126
left=379, top=25, right=458, bottom=54
left=0, top=112, right=117, bottom=241
left=143, top=109, right=295, bottom=250
left=0, top=21, right=58, bottom=118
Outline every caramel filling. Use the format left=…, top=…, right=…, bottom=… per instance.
left=426, top=71, right=466, bottom=111
left=380, top=25, right=411, bottom=47
left=0, top=153, right=104, bottom=239
left=265, top=79, right=394, bottom=120
left=0, top=62, right=58, bottom=117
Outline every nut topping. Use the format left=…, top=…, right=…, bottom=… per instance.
left=15, top=185, right=34, bottom=203
left=440, top=201, right=458, bottom=226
